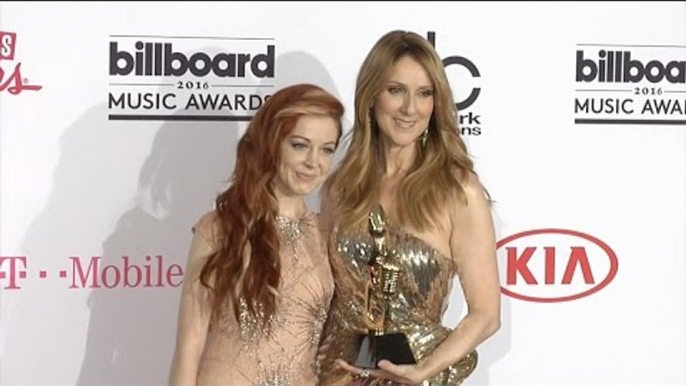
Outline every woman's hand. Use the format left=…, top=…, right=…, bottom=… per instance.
left=335, top=359, right=429, bottom=385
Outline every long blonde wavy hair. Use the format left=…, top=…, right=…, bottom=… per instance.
left=324, top=30, right=478, bottom=232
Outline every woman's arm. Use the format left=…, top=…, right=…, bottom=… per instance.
left=169, top=213, right=217, bottom=385
left=407, top=173, right=501, bottom=380
left=337, top=174, right=501, bottom=385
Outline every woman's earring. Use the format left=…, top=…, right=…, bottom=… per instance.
left=368, top=108, right=376, bottom=131
left=421, top=128, right=429, bottom=147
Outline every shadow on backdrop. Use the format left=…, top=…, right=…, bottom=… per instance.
left=73, top=110, right=240, bottom=384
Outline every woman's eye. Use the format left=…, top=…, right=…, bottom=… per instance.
left=323, top=147, right=336, bottom=155
left=388, top=86, right=403, bottom=94
left=419, top=89, right=434, bottom=97
left=292, top=142, right=307, bottom=149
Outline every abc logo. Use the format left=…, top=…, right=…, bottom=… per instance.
left=428, top=31, right=480, bottom=110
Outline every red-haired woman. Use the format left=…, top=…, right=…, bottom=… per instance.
left=169, top=84, right=344, bottom=386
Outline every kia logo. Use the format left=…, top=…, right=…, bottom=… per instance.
left=497, top=229, right=618, bottom=302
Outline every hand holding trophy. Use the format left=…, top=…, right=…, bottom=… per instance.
left=354, top=205, right=416, bottom=369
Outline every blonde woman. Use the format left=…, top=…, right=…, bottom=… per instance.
left=319, top=31, right=501, bottom=386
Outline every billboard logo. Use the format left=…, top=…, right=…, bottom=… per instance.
left=577, top=50, right=685, bottom=84
left=109, top=41, right=274, bottom=78
left=107, top=34, right=276, bottom=122
left=573, top=44, right=686, bottom=126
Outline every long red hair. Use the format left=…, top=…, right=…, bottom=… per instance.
left=200, top=84, right=343, bottom=324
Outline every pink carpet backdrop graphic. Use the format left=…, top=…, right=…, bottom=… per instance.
left=1, top=2, right=684, bottom=386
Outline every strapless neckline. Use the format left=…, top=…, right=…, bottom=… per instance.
left=386, top=222, right=452, bottom=263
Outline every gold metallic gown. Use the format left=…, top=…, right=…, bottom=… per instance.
left=318, top=223, right=477, bottom=386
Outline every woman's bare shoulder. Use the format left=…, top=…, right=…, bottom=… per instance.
left=192, top=210, right=222, bottom=250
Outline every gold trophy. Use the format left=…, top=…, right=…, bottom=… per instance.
left=354, top=205, right=416, bottom=369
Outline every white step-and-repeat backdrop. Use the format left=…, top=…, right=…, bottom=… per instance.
left=1, top=2, right=685, bottom=385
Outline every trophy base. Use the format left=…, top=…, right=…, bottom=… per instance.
left=354, top=333, right=417, bottom=369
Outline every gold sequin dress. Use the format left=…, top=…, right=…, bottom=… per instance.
left=196, top=212, right=334, bottom=386
left=318, top=223, right=477, bottom=386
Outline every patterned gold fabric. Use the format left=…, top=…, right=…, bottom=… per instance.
left=196, top=212, right=333, bottom=386
left=318, top=222, right=477, bottom=386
